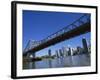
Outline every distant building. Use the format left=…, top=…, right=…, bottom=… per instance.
left=82, top=38, right=88, bottom=53
left=68, top=47, right=71, bottom=56
left=88, top=45, right=91, bottom=53
left=65, top=47, right=70, bottom=56
left=55, top=50, right=59, bottom=58
left=62, top=47, right=68, bottom=57
left=48, top=49, right=52, bottom=57
left=59, top=49, right=63, bottom=57
left=77, top=46, right=83, bottom=54
left=71, top=48, right=77, bottom=55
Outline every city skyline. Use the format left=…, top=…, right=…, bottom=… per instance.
left=23, top=10, right=91, bottom=57
left=35, top=36, right=90, bottom=57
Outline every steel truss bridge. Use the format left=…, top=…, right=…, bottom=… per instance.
left=23, top=14, right=90, bottom=57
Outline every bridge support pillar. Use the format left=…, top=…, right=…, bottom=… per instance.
left=32, top=53, right=35, bottom=59
left=26, top=52, right=35, bottom=60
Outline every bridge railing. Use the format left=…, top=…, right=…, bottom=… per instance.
left=23, top=14, right=90, bottom=53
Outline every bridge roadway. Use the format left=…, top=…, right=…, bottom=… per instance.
left=24, top=21, right=90, bottom=56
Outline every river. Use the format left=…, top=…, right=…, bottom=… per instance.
left=23, top=54, right=90, bottom=69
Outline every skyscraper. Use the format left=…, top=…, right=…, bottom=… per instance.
left=68, top=47, right=71, bottom=56
left=65, top=47, right=70, bottom=56
left=55, top=50, right=59, bottom=58
left=77, top=46, right=82, bottom=54
left=82, top=38, right=88, bottom=53
left=59, top=49, right=63, bottom=57
left=48, top=49, right=52, bottom=57
left=62, top=47, right=67, bottom=57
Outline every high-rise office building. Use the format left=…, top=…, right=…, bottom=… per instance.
left=65, top=47, right=70, bottom=56
left=55, top=50, right=59, bottom=58
left=68, top=47, right=71, bottom=56
left=82, top=38, right=88, bottom=53
left=77, top=46, right=83, bottom=54
left=62, top=47, right=67, bottom=57
left=48, top=49, right=52, bottom=57
left=72, top=48, right=77, bottom=55
left=59, top=49, right=63, bottom=57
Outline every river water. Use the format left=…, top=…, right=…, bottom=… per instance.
left=23, top=54, right=90, bottom=69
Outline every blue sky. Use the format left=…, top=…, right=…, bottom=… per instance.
left=23, top=10, right=90, bottom=57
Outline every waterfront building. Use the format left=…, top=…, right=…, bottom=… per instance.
left=88, top=45, right=91, bottom=53
left=59, top=49, right=63, bottom=57
left=48, top=49, right=52, bottom=57
left=71, top=48, right=77, bottom=55
left=68, top=47, right=71, bottom=56
left=88, top=40, right=91, bottom=53
left=77, top=46, right=83, bottom=54
left=62, top=47, right=67, bottom=57
left=55, top=50, right=59, bottom=58
left=65, top=47, right=70, bottom=56
left=82, top=38, right=88, bottom=53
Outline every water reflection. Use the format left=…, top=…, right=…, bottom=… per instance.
left=23, top=54, right=90, bottom=69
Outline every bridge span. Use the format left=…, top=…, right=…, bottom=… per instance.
left=23, top=14, right=90, bottom=57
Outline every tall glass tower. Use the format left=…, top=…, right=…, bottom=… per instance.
left=82, top=38, right=88, bottom=53
left=48, top=49, right=52, bottom=57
